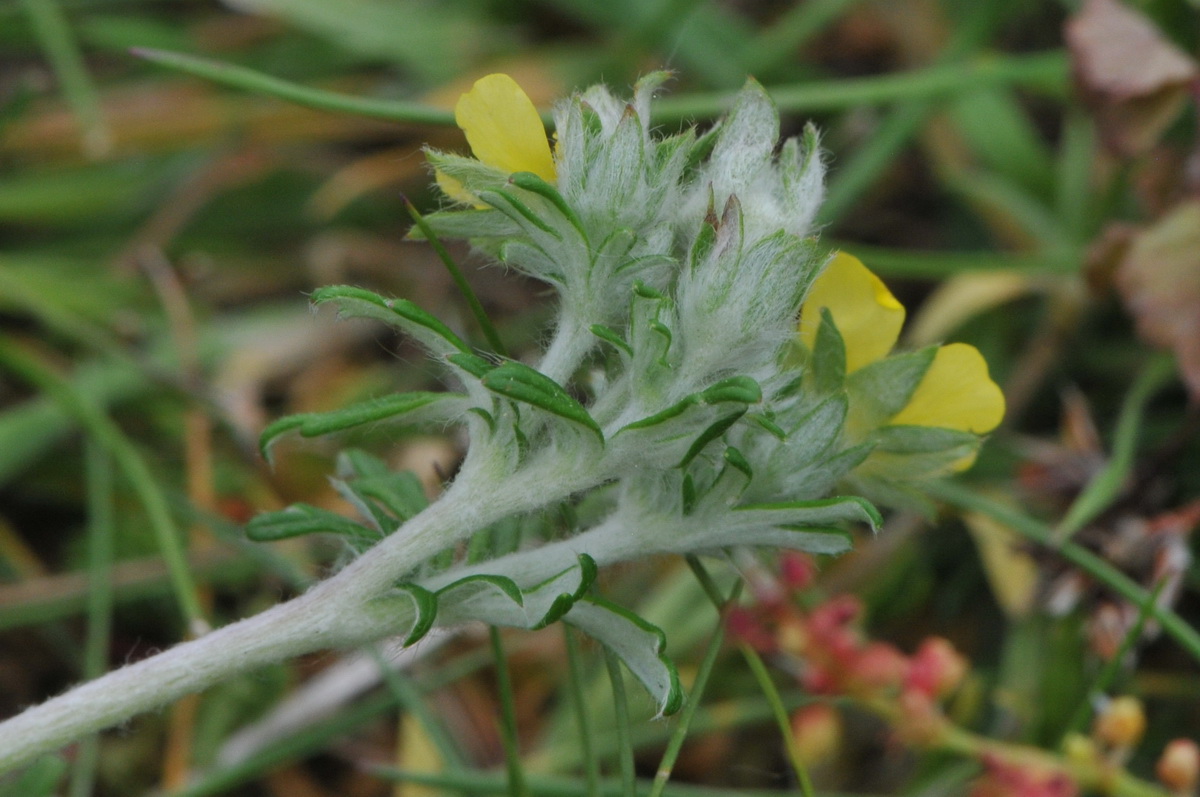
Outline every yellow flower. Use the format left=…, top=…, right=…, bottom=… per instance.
left=799, top=252, right=1005, bottom=437
left=437, top=73, right=556, bottom=204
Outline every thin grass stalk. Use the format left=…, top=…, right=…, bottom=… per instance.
left=0, top=338, right=208, bottom=632
left=1056, top=354, right=1175, bottom=541
left=737, top=644, right=814, bottom=797
left=603, top=648, right=636, bottom=797
left=368, top=645, right=468, bottom=771
left=490, top=626, right=531, bottom=797
left=1061, top=578, right=1167, bottom=741
left=928, top=480, right=1200, bottom=664
left=134, top=46, right=1067, bottom=127
left=405, top=198, right=508, bottom=357
left=747, top=0, right=866, bottom=75
left=563, top=625, right=600, bottom=797
left=18, top=0, right=109, bottom=157
left=646, top=577, right=741, bottom=797
left=67, top=441, right=114, bottom=797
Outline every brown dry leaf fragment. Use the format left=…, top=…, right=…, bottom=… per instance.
left=1082, top=222, right=1137, bottom=295
left=1115, top=200, right=1200, bottom=399
left=1065, top=0, right=1199, bottom=157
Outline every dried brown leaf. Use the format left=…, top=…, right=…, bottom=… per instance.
left=1115, top=200, right=1200, bottom=399
left=1065, top=0, right=1199, bottom=156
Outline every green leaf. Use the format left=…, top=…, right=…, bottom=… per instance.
left=649, top=321, right=673, bottom=365
left=633, top=281, right=667, bottom=300
left=723, top=446, right=753, bottom=480
left=479, top=188, right=561, bottom=239
left=872, top=424, right=979, bottom=454
left=366, top=583, right=439, bottom=647
left=689, top=209, right=719, bottom=272
left=409, top=207, right=519, bottom=240
left=481, top=362, right=603, bottom=440
left=736, top=495, right=882, bottom=530
left=616, top=377, right=761, bottom=467
left=509, top=171, right=588, bottom=242
left=666, top=495, right=877, bottom=555
left=810, top=307, right=846, bottom=393
left=447, top=352, right=495, bottom=379
left=435, top=555, right=598, bottom=630
left=311, top=285, right=470, bottom=357
left=438, top=573, right=524, bottom=609
left=565, top=597, right=683, bottom=717
left=259, top=391, right=467, bottom=463
left=776, top=440, right=875, bottom=501
left=245, top=504, right=376, bottom=543
left=590, top=324, right=633, bottom=355
left=949, top=89, right=1054, bottom=198
left=623, top=376, right=761, bottom=431
left=846, top=346, right=937, bottom=427
left=746, top=412, right=787, bottom=440
left=777, top=393, right=848, bottom=468
left=332, top=451, right=429, bottom=531
left=680, top=411, right=745, bottom=468
left=534, top=554, right=598, bottom=629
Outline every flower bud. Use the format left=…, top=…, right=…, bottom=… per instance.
left=905, top=637, right=968, bottom=699
left=848, top=642, right=908, bottom=695
left=1092, top=695, right=1147, bottom=750
left=790, top=704, right=841, bottom=766
left=776, top=615, right=809, bottom=658
left=1157, top=738, right=1200, bottom=794
left=726, top=607, right=776, bottom=653
left=779, top=552, right=816, bottom=591
left=1062, top=733, right=1099, bottom=766
left=894, top=689, right=944, bottom=746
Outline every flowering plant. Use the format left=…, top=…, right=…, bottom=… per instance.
left=0, top=73, right=1003, bottom=772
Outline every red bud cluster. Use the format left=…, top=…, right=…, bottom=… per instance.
left=729, top=555, right=967, bottom=706
left=968, top=754, right=1078, bottom=797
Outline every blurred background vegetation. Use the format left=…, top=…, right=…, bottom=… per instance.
left=1, top=0, right=1199, bottom=795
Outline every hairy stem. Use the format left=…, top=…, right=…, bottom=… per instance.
left=0, top=454, right=602, bottom=773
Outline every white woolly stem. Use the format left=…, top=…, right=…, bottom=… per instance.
left=0, top=454, right=603, bottom=774
left=0, top=591, right=343, bottom=773
left=538, top=310, right=593, bottom=385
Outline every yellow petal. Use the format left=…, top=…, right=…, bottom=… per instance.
left=799, top=252, right=905, bottom=373
left=434, top=170, right=476, bottom=206
left=455, top=73, right=556, bottom=182
left=890, top=343, right=1005, bottom=433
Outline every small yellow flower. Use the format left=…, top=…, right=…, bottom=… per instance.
left=437, top=73, right=556, bottom=204
left=799, top=252, right=1005, bottom=438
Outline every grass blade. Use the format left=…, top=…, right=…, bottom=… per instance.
left=66, top=442, right=114, bottom=797
left=928, top=480, right=1200, bottom=665
left=19, top=0, right=110, bottom=157
left=0, top=338, right=208, bottom=633
left=1057, top=354, right=1175, bottom=541
left=132, top=47, right=457, bottom=126
left=490, top=627, right=530, bottom=797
